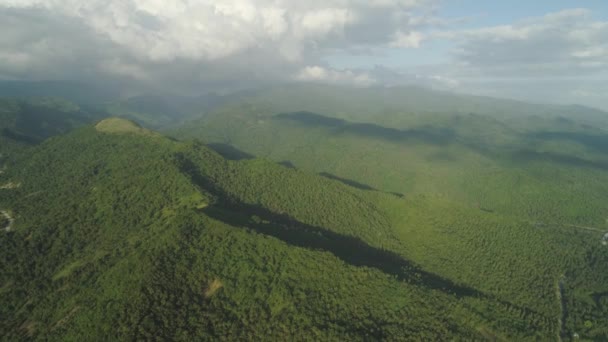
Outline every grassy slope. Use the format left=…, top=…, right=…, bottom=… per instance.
left=95, top=117, right=162, bottom=137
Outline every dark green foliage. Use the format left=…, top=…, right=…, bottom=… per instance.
left=104, top=93, right=235, bottom=129
left=2, top=84, right=608, bottom=340
left=0, top=122, right=569, bottom=340
left=174, top=84, right=608, bottom=340
left=0, top=81, right=119, bottom=105
left=0, top=97, right=101, bottom=155
left=0, top=214, right=7, bottom=229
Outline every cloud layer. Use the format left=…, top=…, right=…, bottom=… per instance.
left=444, top=9, right=608, bottom=78
left=0, top=0, right=433, bottom=90
left=0, top=1, right=606, bottom=109
left=428, top=8, right=608, bottom=109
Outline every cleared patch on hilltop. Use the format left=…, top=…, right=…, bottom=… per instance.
left=95, top=118, right=161, bottom=137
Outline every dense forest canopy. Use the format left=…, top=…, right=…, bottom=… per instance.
left=0, top=83, right=607, bottom=340
left=2, top=0, right=608, bottom=339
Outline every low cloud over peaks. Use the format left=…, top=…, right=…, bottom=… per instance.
left=448, top=9, right=608, bottom=77
left=0, top=0, right=433, bottom=90
left=0, top=1, right=606, bottom=109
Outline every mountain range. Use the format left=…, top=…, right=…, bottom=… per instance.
left=1, top=82, right=607, bottom=340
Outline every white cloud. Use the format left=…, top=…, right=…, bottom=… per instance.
left=100, top=59, right=150, bottom=81
left=298, top=8, right=356, bottom=38
left=426, top=75, right=459, bottom=88
left=295, top=65, right=375, bottom=86
left=0, top=0, right=434, bottom=90
left=390, top=30, right=424, bottom=48
left=0, top=0, right=429, bottom=63
left=1, top=1, right=606, bottom=110
left=438, top=9, right=608, bottom=78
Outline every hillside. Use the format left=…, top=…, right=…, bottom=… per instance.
left=0, top=97, right=102, bottom=156
left=2, top=118, right=603, bottom=340
left=104, top=93, right=230, bottom=129
left=4, top=1, right=608, bottom=339
left=174, top=85, right=608, bottom=339
left=0, top=86, right=606, bottom=340
left=175, top=85, right=608, bottom=227
left=95, top=117, right=161, bottom=137
left=0, top=81, right=119, bottom=106
left=0, top=81, right=231, bottom=131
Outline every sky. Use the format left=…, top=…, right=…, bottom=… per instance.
left=0, top=0, right=607, bottom=109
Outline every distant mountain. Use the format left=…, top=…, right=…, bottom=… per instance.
left=104, top=93, right=231, bottom=129
left=0, top=97, right=102, bottom=154
left=193, top=84, right=608, bottom=128
left=0, top=81, right=120, bottom=105
left=0, top=81, right=234, bottom=130
left=175, top=84, right=608, bottom=226
left=173, top=84, right=608, bottom=339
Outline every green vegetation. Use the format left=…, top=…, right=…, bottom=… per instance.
left=175, top=84, right=608, bottom=340
left=0, top=123, right=560, bottom=340
left=0, top=97, right=101, bottom=155
left=0, top=212, right=8, bottom=229
left=103, top=94, right=224, bottom=129
left=95, top=117, right=161, bottom=137
left=1, top=85, right=608, bottom=340
left=175, top=92, right=608, bottom=227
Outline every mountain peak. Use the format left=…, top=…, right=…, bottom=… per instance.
left=95, top=117, right=160, bottom=137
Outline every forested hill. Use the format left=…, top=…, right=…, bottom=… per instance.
left=0, top=80, right=236, bottom=134
left=2, top=117, right=597, bottom=340
left=173, top=84, right=608, bottom=340
left=0, top=97, right=101, bottom=154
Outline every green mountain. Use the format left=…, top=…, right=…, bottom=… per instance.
left=1, top=84, right=608, bottom=340
left=0, top=117, right=575, bottom=340
left=103, top=93, right=231, bottom=130
left=174, top=84, right=608, bottom=339
left=0, top=81, right=232, bottom=131
left=0, top=81, right=119, bottom=106
left=175, top=85, right=608, bottom=225
left=0, top=97, right=102, bottom=156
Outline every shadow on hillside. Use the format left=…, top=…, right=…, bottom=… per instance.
left=1, top=128, right=39, bottom=144
left=274, top=111, right=456, bottom=145
left=206, top=143, right=254, bottom=161
left=526, top=131, right=608, bottom=155
left=15, top=103, right=99, bottom=140
left=318, top=172, right=377, bottom=191
left=202, top=201, right=478, bottom=298
left=320, top=172, right=405, bottom=198
left=278, top=160, right=296, bottom=169
left=512, top=150, right=608, bottom=171
left=175, top=156, right=479, bottom=298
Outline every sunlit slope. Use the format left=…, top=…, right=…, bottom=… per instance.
left=0, top=119, right=607, bottom=340
left=3, top=119, right=598, bottom=340
left=176, top=87, right=608, bottom=227
left=173, top=86, right=608, bottom=339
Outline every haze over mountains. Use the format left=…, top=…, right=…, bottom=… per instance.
left=0, top=80, right=607, bottom=340
left=2, top=0, right=608, bottom=340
